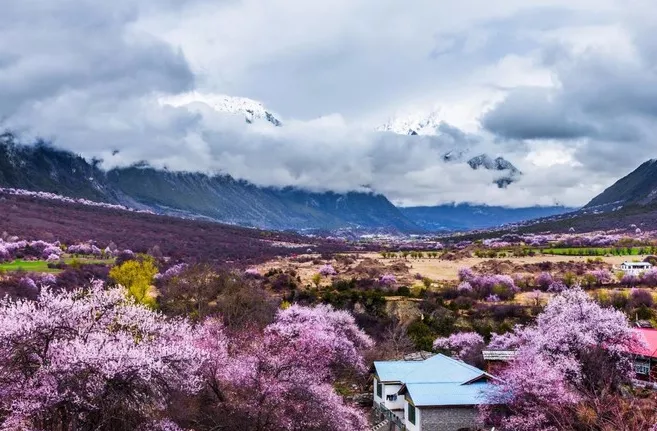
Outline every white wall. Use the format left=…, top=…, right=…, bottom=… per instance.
left=383, top=383, right=404, bottom=410
left=373, top=377, right=404, bottom=410
left=404, top=400, right=421, bottom=431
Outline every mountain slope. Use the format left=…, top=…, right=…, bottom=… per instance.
left=585, top=159, right=657, bottom=209
left=401, top=204, right=575, bottom=231
left=0, top=134, right=418, bottom=232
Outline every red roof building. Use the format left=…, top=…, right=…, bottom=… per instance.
left=631, top=328, right=657, bottom=382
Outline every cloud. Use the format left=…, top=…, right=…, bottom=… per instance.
left=481, top=8, right=657, bottom=181
left=481, top=88, right=595, bottom=140
left=0, top=1, right=194, bottom=117
left=2, top=0, right=656, bottom=210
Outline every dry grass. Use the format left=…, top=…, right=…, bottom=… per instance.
left=361, top=253, right=648, bottom=281
left=256, top=251, right=652, bottom=287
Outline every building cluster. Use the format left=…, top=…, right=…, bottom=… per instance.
left=372, top=327, right=657, bottom=431
left=372, top=354, right=494, bottom=431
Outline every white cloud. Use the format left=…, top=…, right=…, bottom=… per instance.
left=1, top=0, right=655, bottom=209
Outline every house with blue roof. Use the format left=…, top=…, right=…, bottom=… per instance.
left=372, top=354, right=496, bottom=431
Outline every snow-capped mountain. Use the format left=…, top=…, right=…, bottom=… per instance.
left=377, top=110, right=522, bottom=186
left=467, top=154, right=521, bottom=188
left=376, top=108, right=442, bottom=135
left=161, top=92, right=283, bottom=127
left=467, top=154, right=520, bottom=174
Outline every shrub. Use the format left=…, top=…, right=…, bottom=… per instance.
left=109, top=255, right=158, bottom=308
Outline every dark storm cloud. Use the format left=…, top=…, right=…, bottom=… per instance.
left=0, top=1, right=194, bottom=117
left=481, top=88, right=595, bottom=140
left=483, top=17, right=657, bottom=143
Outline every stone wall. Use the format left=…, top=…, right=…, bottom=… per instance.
left=420, top=406, right=479, bottom=431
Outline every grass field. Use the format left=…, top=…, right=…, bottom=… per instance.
left=0, top=260, right=56, bottom=273
left=539, top=246, right=652, bottom=256
left=0, top=256, right=115, bottom=273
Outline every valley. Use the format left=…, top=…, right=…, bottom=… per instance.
left=3, top=2, right=657, bottom=429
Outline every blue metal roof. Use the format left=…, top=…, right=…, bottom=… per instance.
left=402, top=381, right=489, bottom=406
left=401, top=354, right=488, bottom=383
left=373, top=354, right=496, bottom=407
left=374, top=354, right=489, bottom=383
left=373, top=360, right=419, bottom=382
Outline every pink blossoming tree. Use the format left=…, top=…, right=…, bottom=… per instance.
left=433, top=332, right=485, bottom=366
left=200, top=304, right=372, bottom=431
left=0, top=282, right=208, bottom=431
left=482, top=287, right=644, bottom=431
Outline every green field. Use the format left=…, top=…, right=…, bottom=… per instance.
left=0, top=256, right=115, bottom=273
left=0, top=260, right=56, bottom=273
left=539, top=247, right=653, bottom=257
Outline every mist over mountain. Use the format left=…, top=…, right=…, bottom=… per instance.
left=0, top=131, right=567, bottom=233
left=378, top=110, right=522, bottom=187
left=0, top=132, right=419, bottom=232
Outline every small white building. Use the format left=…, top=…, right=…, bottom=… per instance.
left=619, top=261, right=653, bottom=276
left=372, top=354, right=495, bottom=431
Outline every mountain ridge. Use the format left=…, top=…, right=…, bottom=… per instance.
left=584, top=159, right=657, bottom=210
left=0, top=131, right=574, bottom=234
left=0, top=132, right=418, bottom=232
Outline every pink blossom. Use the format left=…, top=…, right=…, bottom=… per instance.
left=433, top=332, right=484, bottom=361
left=588, top=269, right=614, bottom=285
left=0, top=187, right=154, bottom=214
left=536, top=272, right=553, bottom=290
left=548, top=281, right=567, bottom=292
left=457, top=281, right=473, bottom=292
left=486, top=294, right=501, bottom=302
left=319, top=264, right=336, bottom=276
left=244, top=268, right=260, bottom=277
left=0, top=284, right=208, bottom=429
left=458, top=267, right=475, bottom=282
left=46, top=253, right=60, bottom=262
left=155, top=263, right=188, bottom=281
left=641, top=268, right=657, bottom=286
left=379, top=273, right=396, bottom=285
left=482, top=287, right=643, bottom=430
left=19, top=277, right=38, bottom=292
left=621, top=273, right=639, bottom=286
left=200, top=304, right=371, bottom=430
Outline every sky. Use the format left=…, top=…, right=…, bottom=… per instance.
left=2, top=0, right=657, bottom=208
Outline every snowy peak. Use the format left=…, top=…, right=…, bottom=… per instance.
left=467, top=154, right=519, bottom=173
left=376, top=108, right=443, bottom=135
left=467, top=154, right=521, bottom=188
left=161, top=92, right=283, bottom=127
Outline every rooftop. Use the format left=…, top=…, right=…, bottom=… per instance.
left=622, top=261, right=652, bottom=267
left=631, top=328, right=657, bottom=358
left=400, top=381, right=490, bottom=407
left=374, top=353, right=490, bottom=384
left=374, top=354, right=495, bottom=407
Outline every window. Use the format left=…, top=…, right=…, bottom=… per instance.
left=376, top=382, right=383, bottom=398
left=408, top=404, right=416, bottom=425
left=635, top=360, right=650, bottom=375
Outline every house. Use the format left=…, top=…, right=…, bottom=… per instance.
left=481, top=350, right=516, bottom=374
left=372, top=354, right=495, bottom=431
left=630, top=327, right=657, bottom=384
left=619, top=261, right=652, bottom=276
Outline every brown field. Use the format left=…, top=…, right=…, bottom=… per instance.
left=365, top=253, right=646, bottom=281
left=257, top=251, right=650, bottom=287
